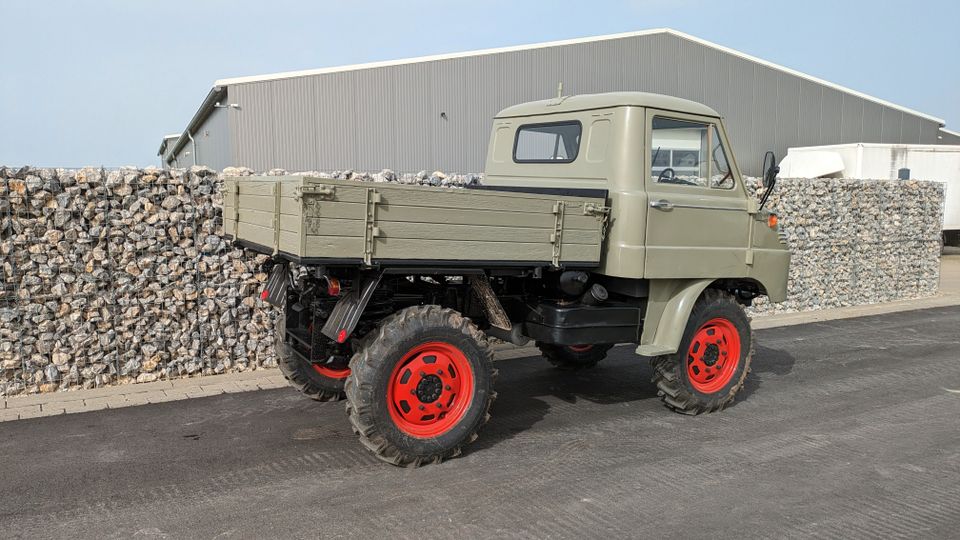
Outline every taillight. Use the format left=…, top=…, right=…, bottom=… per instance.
left=336, top=329, right=348, bottom=343
left=326, top=277, right=341, bottom=296
left=767, top=214, right=779, bottom=229
left=260, top=289, right=269, bottom=300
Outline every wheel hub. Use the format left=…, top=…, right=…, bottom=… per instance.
left=685, top=318, right=742, bottom=394
left=387, top=342, right=476, bottom=438
left=415, top=374, right=443, bottom=403
left=702, top=343, right=720, bottom=366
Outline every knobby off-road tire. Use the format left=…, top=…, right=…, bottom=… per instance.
left=650, top=289, right=753, bottom=415
left=537, top=343, right=613, bottom=371
left=345, top=305, right=496, bottom=467
left=275, top=310, right=348, bottom=402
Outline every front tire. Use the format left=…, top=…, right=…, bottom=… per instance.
left=538, top=343, right=613, bottom=370
left=650, top=289, right=753, bottom=415
left=345, top=305, right=496, bottom=467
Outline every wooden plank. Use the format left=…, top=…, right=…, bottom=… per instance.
left=280, top=181, right=300, bottom=197
left=279, top=214, right=302, bottom=235
left=377, top=188, right=580, bottom=214
left=292, top=181, right=601, bottom=214
left=303, top=235, right=366, bottom=255
left=300, top=217, right=365, bottom=237
left=376, top=221, right=599, bottom=245
left=369, top=237, right=600, bottom=263
left=279, top=231, right=301, bottom=256
left=237, top=222, right=276, bottom=251
left=237, top=208, right=276, bottom=229
left=238, top=181, right=280, bottom=196
left=301, top=177, right=605, bottom=203
left=302, top=201, right=599, bottom=230
left=238, top=194, right=301, bottom=215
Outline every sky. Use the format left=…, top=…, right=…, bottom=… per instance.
left=1, top=0, right=958, bottom=168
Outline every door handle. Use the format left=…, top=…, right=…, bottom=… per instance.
left=649, top=199, right=674, bottom=210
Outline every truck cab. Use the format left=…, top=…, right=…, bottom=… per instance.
left=484, top=92, right=788, bottom=354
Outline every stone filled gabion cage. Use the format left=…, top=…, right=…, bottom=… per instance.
left=0, top=166, right=944, bottom=396
left=745, top=177, right=943, bottom=314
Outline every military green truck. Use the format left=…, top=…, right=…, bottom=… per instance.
left=223, top=91, right=789, bottom=466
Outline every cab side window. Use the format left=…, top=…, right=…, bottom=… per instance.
left=651, top=117, right=735, bottom=190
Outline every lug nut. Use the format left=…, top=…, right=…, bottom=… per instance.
left=418, top=405, right=425, bottom=411
left=437, top=369, right=443, bottom=375
left=444, top=385, right=451, bottom=391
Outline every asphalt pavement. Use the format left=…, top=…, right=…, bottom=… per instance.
left=1, top=306, right=959, bottom=539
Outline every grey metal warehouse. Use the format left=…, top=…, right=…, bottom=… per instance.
left=159, top=28, right=960, bottom=176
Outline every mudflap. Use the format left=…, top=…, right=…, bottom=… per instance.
left=261, top=262, right=290, bottom=307
left=321, top=271, right=384, bottom=342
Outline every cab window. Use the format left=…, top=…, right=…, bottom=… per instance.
left=514, top=121, right=581, bottom=163
left=651, top=117, right=735, bottom=189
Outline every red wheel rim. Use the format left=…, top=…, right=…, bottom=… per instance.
left=312, top=363, right=350, bottom=379
left=387, top=341, right=475, bottom=438
left=567, top=344, right=594, bottom=353
left=306, top=322, right=350, bottom=379
left=686, top=318, right=741, bottom=394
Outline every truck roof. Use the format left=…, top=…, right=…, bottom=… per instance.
left=496, top=91, right=720, bottom=119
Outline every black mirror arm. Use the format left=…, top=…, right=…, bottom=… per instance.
left=758, top=165, right=779, bottom=210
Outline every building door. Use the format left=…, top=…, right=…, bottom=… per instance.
left=643, top=109, right=751, bottom=278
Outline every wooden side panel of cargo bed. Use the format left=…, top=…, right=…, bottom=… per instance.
left=297, top=179, right=604, bottom=264
left=228, top=176, right=606, bottom=265
left=229, top=178, right=305, bottom=255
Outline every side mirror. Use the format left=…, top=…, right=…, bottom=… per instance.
left=758, top=151, right=779, bottom=210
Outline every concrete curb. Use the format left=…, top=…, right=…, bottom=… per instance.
left=4, top=254, right=958, bottom=423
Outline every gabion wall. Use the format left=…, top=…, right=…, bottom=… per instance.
left=0, top=167, right=944, bottom=396
left=747, top=177, right=943, bottom=315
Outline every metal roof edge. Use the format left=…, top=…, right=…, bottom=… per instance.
left=211, top=27, right=945, bottom=126
left=941, top=127, right=960, bottom=137
left=789, top=142, right=960, bottom=151
left=663, top=29, right=945, bottom=125
left=157, top=133, right=182, bottom=157
left=166, top=87, right=226, bottom=163
left=213, top=28, right=673, bottom=86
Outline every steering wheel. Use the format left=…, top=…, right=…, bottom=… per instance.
left=716, top=169, right=733, bottom=187
left=657, top=168, right=675, bottom=183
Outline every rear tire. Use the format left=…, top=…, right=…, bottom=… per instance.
left=537, top=343, right=613, bottom=371
left=275, top=310, right=349, bottom=402
left=650, top=289, right=752, bottom=415
left=345, top=305, right=496, bottom=467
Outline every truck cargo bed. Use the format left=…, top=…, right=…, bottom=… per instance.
left=222, top=176, right=609, bottom=267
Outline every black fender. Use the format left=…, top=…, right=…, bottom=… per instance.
left=320, top=271, right=384, bottom=342
left=261, top=261, right=290, bottom=307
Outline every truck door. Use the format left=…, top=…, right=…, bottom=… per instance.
left=642, top=109, right=751, bottom=278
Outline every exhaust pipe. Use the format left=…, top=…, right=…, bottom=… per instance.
left=484, top=323, right=530, bottom=346
left=580, top=283, right=608, bottom=306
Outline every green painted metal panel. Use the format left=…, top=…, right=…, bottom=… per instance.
left=238, top=208, right=276, bottom=229
left=237, top=222, right=275, bottom=249
left=224, top=175, right=607, bottom=265
left=377, top=222, right=599, bottom=244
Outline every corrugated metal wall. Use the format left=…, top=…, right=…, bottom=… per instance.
left=179, top=32, right=944, bottom=176
left=941, top=130, right=960, bottom=145
left=194, top=106, right=232, bottom=170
